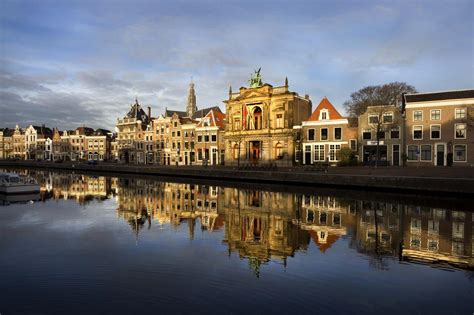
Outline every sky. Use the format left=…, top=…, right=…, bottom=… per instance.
left=1, top=0, right=473, bottom=130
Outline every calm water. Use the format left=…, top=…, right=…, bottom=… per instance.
left=0, top=169, right=473, bottom=314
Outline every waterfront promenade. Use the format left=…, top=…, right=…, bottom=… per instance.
left=1, top=160, right=473, bottom=195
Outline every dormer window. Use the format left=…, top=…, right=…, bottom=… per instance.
left=319, top=109, right=329, bottom=120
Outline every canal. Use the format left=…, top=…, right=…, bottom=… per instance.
left=1, top=169, right=472, bottom=314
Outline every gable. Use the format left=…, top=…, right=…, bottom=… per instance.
left=307, top=97, right=343, bottom=121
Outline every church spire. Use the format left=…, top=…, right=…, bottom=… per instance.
left=285, top=77, right=288, bottom=87
left=186, top=81, right=197, bottom=117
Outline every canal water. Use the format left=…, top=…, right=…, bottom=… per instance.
left=1, top=169, right=472, bottom=314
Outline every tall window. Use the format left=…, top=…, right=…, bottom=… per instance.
left=420, top=145, right=432, bottom=161
left=275, top=143, right=284, bottom=159
left=253, top=107, right=262, bottom=130
left=329, top=144, right=341, bottom=161
left=276, top=114, right=283, bottom=128
left=455, top=123, right=466, bottom=139
left=390, top=127, right=399, bottom=139
left=413, top=126, right=423, bottom=140
left=455, top=108, right=466, bottom=119
left=321, top=128, right=328, bottom=141
left=350, top=139, right=357, bottom=151
left=320, top=109, right=329, bottom=120
left=334, top=128, right=342, bottom=140
left=308, top=129, right=315, bottom=141
left=234, top=118, right=240, bottom=130
left=430, top=109, right=441, bottom=120
left=407, top=145, right=418, bottom=161
left=430, top=125, right=441, bottom=139
left=314, top=145, right=325, bottom=161
left=454, top=145, right=466, bottom=162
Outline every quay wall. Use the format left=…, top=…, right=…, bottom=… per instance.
left=1, top=160, right=473, bottom=195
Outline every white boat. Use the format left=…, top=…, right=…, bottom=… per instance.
left=0, top=173, right=40, bottom=194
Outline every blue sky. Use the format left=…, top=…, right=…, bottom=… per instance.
left=1, top=0, right=473, bottom=130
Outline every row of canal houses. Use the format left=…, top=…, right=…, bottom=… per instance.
left=1, top=77, right=473, bottom=167
left=0, top=125, right=113, bottom=162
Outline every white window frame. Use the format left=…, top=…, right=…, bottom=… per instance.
left=307, top=128, right=315, bottom=141
left=413, top=125, right=423, bottom=140
left=319, top=109, right=329, bottom=120
left=362, top=129, right=372, bottom=140
left=455, top=108, right=466, bottom=120
left=328, top=144, right=341, bottom=162
left=382, top=112, right=393, bottom=124
left=420, top=144, right=432, bottom=162
left=430, top=124, right=441, bottom=140
left=320, top=128, right=328, bottom=141
left=453, top=144, right=467, bottom=163
left=454, top=123, right=466, bottom=139
left=390, top=127, right=400, bottom=139
left=314, top=144, right=325, bottom=162
left=430, top=109, right=441, bottom=121
left=407, top=145, right=419, bottom=161
left=413, top=110, right=423, bottom=121
left=368, top=114, right=379, bottom=125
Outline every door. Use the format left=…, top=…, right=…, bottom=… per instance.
left=251, top=141, right=260, bottom=164
left=304, top=145, right=311, bottom=165
left=393, top=145, right=400, bottom=166
left=436, top=144, right=445, bottom=166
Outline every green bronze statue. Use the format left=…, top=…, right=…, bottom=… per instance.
left=249, top=68, right=263, bottom=88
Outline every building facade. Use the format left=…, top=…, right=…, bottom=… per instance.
left=404, top=90, right=474, bottom=167
left=358, top=105, right=404, bottom=166
left=298, top=97, right=358, bottom=165
left=195, top=109, right=226, bottom=165
left=224, top=75, right=312, bottom=166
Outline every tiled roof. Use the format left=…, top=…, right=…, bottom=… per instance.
left=307, top=97, right=343, bottom=121
left=404, top=89, right=474, bottom=102
left=192, top=106, right=221, bottom=120
left=165, top=109, right=187, bottom=118
left=196, top=109, right=226, bottom=128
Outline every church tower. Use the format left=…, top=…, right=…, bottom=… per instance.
left=186, top=81, right=197, bottom=117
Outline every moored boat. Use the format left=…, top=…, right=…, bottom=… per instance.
left=0, top=173, right=40, bottom=194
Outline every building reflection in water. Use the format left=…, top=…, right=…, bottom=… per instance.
left=25, top=170, right=473, bottom=272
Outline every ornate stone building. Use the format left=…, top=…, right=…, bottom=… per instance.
left=223, top=73, right=312, bottom=166
left=116, top=98, right=150, bottom=164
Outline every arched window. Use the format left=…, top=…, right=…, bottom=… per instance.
left=253, top=107, right=262, bottom=130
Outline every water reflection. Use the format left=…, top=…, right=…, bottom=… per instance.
left=10, top=169, right=474, bottom=271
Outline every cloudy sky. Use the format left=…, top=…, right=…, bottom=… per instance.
left=1, top=0, right=473, bottom=130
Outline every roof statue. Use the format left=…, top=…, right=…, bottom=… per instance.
left=249, top=68, right=263, bottom=88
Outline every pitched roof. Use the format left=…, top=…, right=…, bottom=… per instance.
left=92, top=128, right=111, bottom=136
left=404, top=89, right=474, bottom=103
left=309, top=231, right=340, bottom=253
left=307, top=97, right=343, bottom=121
left=196, top=109, right=226, bottom=128
left=192, top=106, right=222, bottom=120
left=75, top=126, right=95, bottom=136
left=165, top=109, right=187, bottom=118
left=125, top=99, right=149, bottom=122
left=2, top=128, right=14, bottom=137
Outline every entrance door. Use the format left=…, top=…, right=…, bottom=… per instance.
left=393, top=145, right=400, bottom=166
left=250, top=141, right=260, bottom=164
left=436, top=143, right=445, bottom=166
left=185, top=153, right=188, bottom=165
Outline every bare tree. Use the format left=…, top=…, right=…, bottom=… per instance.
left=344, top=82, right=417, bottom=117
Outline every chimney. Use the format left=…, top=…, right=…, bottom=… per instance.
left=148, top=106, right=151, bottom=119
left=305, top=94, right=310, bottom=100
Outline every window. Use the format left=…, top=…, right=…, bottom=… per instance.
left=308, top=129, right=315, bottom=141
left=321, top=128, right=328, bottom=140
left=320, top=109, right=329, bottom=120
left=430, top=125, right=441, bottom=139
left=455, top=123, right=466, bottom=139
left=420, top=145, right=431, bottom=161
left=350, top=139, right=357, bottom=151
left=413, top=126, right=423, bottom=140
left=369, top=115, right=378, bottom=124
left=234, top=118, right=240, bottom=130
left=430, top=109, right=441, bottom=120
left=454, top=145, right=466, bottom=162
left=413, top=110, right=422, bottom=121
left=204, top=135, right=209, bottom=142
left=334, top=128, right=342, bottom=140
left=314, top=145, right=325, bottom=161
left=276, top=114, right=283, bottom=128
left=197, top=149, right=202, bottom=160
left=174, top=122, right=178, bottom=127
left=455, top=108, right=466, bottom=119
left=407, top=145, right=418, bottom=161
left=329, top=144, right=341, bottom=161
left=211, top=135, right=217, bottom=142
left=197, top=135, right=202, bottom=142
left=383, top=114, right=393, bottom=123
left=177, top=131, right=181, bottom=137
left=363, top=130, right=371, bottom=140
left=390, top=127, right=399, bottom=139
